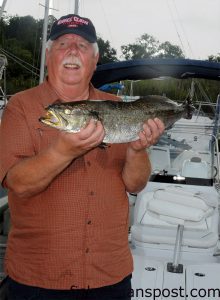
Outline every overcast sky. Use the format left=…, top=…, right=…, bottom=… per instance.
left=3, top=0, right=220, bottom=60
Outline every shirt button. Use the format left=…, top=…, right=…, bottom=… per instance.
left=85, top=248, right=89, bottom=253
left=89, top=191, right=94, bottom=196
left=87, top=220, right=92, bottom=225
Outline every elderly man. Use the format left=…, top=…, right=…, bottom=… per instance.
left=0, top=14, right=164, bottom=300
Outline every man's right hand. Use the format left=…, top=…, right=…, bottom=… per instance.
left=51, top=119, right=106, bottom=160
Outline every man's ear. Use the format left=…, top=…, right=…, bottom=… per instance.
left=95, top=52, right=99, bottom=63
left=93, top=53, right=99, bottom=71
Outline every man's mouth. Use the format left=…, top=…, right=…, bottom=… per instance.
left=64, top=63, right=80, bottom=69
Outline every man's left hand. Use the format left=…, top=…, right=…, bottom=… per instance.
left=129, top=118, right=165, bottom=151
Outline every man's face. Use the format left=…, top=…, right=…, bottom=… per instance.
left=46, top=34, right=99, bottom=87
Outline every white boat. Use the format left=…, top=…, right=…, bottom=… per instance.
left=130, top=112, right=220, bottom=300
left=94, top=58, right=220, bottom=299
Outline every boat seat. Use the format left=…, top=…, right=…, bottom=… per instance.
left=181, top=157, right=210, bottom=178
left=172, top=150, right=211, bottom=172
left=131, top=185, right=218, bottom=248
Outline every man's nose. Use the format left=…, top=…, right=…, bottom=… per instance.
left=68, top=42, right=79, bottom=53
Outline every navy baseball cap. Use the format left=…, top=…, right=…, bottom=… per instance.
left=48, top=14, right=97, bottom=43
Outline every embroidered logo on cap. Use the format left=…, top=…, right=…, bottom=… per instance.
left=57, top=16, right=89, bottom=28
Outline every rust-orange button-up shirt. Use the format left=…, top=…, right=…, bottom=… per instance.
left=0, top=81, right=133, bottom=289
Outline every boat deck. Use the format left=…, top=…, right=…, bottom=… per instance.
left=131, top=250, right=220, bottom=299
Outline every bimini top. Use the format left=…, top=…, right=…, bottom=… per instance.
left=91, top=58, right=220, bottom=88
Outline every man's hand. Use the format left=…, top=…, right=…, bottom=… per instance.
left=129, top=118, right=165, bottom=151
left=52, top=119, right=105, bottom=160
left=122, top=118, right=165, bottom=193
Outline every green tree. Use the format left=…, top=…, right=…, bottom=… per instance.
left=5, top=16, right=39, bottom=52
left=121, top=34, right=159, bottom=60
left=157, top=41, right=184, bottom=58
left=121, top=34, right=184, bottom=60
left=97, top=37, right=118, bottom=64
left=0, top=18, right=7, bottom=46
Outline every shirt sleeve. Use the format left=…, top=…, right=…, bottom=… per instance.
left=0, top=96, right=35, bottom=184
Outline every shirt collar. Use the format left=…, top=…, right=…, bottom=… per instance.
left=40, top=79, right=98, bottom=107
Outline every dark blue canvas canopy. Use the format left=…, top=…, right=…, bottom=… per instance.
left=92, top=58, right=220, bottom=88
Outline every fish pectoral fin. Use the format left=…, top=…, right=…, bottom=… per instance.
left=98, top=142, right=110, bottom=149
left=89, top=110, right=101, bottom=121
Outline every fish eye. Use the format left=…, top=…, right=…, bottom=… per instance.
left=64, top=109, right=71, bottom=115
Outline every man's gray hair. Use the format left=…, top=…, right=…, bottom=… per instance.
left=46, top=39, right=99, bottom=57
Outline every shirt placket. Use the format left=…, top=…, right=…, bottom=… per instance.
left=83, top=152, right=97, bottom=288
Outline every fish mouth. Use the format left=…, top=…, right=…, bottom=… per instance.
left=39, top=110, right=61, bottom=127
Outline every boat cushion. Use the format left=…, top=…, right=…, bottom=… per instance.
left=132, top=185, right=219, bottom=248
left=145, top=187, right=216, bottom=225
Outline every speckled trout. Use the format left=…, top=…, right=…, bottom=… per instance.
left=39, top=96, right=193, bottom=143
